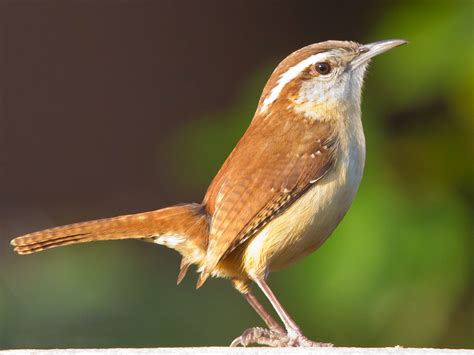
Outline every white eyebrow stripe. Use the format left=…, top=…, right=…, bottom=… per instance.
left=260, top=52, right=329, bottom=113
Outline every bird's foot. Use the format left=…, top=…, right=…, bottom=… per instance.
left=230, top=327, right=333, bottom=347
left=230, top=327, right=285, bottom=347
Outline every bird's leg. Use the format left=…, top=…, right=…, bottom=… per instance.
left=230, top=280, right=285, bottom=347
left=231, top=280, right=284, bottom=332
left=241, top=291, right=284, bottom=333
left=254, top=278, right=332, bottom=347
left=255, top=278, right=302, bottom=337
left=231, top=277, right=333, bottom=347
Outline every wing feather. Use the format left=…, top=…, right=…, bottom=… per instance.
left=200, top=114, right=338, bottom=283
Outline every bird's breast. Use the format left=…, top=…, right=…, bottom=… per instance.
left=241, top=117, right=366, bottom=278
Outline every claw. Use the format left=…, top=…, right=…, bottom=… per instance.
left=230, top=327, right=333, bottom=347
left=230, top=327, right=283, bottom=347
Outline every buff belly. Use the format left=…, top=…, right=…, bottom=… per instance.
left=241, top=135, right=365, bottom=278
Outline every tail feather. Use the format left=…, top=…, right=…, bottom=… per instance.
left=14, top=233, right=90, bottom=254
left=176, top=259, right=191, bottom=285
left=11, top=204, right=209, bottom=273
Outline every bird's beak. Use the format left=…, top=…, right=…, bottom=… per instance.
left=351, top=39, right=408, bottom=69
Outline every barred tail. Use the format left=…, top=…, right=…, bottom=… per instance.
left=10, top=204, right=209, bottom=274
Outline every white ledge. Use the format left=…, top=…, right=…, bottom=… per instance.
left=1, top=348, right=472, bottom=355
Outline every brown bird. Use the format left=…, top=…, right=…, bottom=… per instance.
left=11, top=39, right=407, bottom=347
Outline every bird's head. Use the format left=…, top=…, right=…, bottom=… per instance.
left=258, top=39, right=407, bottom=120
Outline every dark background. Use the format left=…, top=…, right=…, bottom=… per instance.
left=1, top=0, right=472, bottom=349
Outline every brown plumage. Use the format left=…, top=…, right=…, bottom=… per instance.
left=199, top=114, right=337, bottom=286
left=11, top=204, right=208, bottom=277
left=10, top=39, right=407, bottom=347
left=12, top=44, right=340, bottom=286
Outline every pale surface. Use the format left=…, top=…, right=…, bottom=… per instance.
left=1, top=348, right=472, bottom=355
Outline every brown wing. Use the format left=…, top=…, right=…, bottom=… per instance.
left=199, top=113, right=338, bottom=283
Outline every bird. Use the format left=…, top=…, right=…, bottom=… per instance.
left=11, top=39, right=407, bottom=347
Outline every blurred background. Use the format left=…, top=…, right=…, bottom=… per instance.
left=0, top=0, right=472, bottom=349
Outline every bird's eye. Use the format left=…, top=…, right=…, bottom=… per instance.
left=314, top=62, right=331, bottom=75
